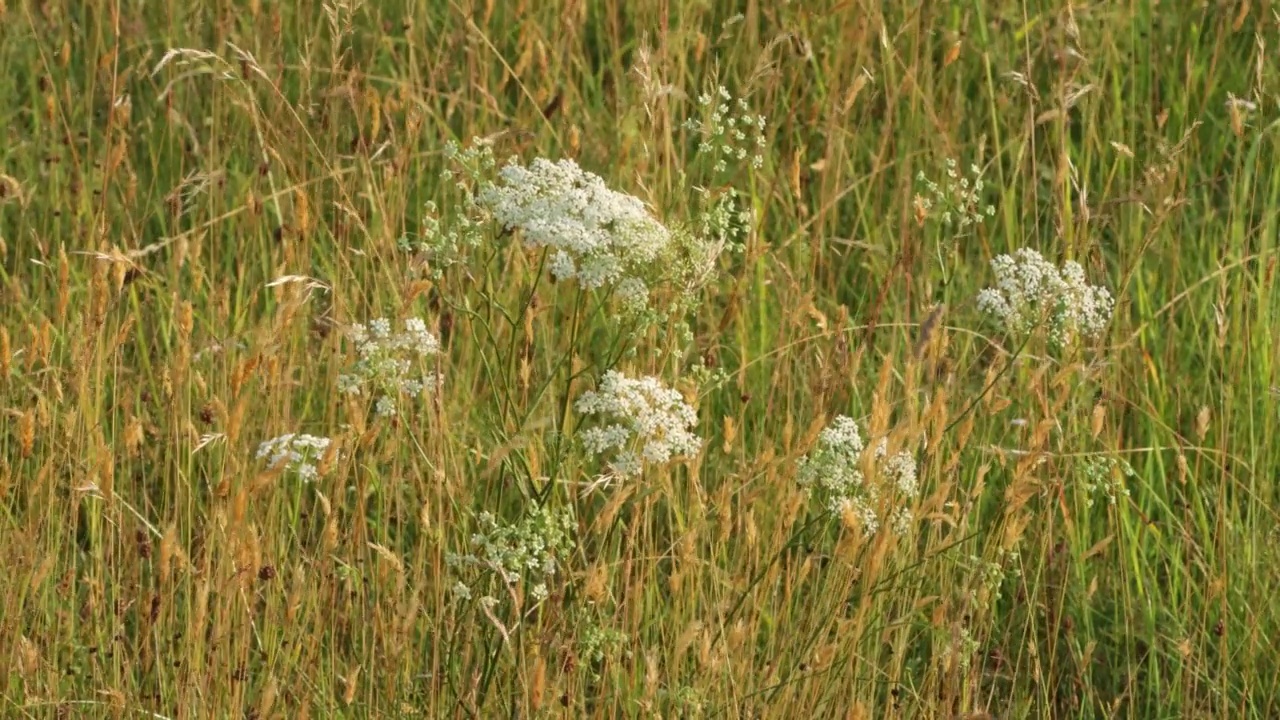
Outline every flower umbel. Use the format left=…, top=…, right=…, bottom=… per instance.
left=575, top=370, right=702, bottom=479
left=683, top=85, right=767, bottom=173
left=796, top=415, right=866, bottom=514
left=1080, top=456, right=1134, bottom=507
left=914, top=158, right=995, bottom=230
left=477, top=157, right=672, bottom=292
left=976, top=248, right=1114, bottom=348
left=681, top=86, right=766, bottom=255
left=444, top=138, right=734, bottom=315
left=337, top=317, right=442, bottom=417
left=795, top=416, right=920, bottom=537
left=446, top=506, right=577, bottom=606
left=255, top=433, right=332, bottom=483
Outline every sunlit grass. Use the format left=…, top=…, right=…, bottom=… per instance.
left=1, top=1, right=1278, bottom=718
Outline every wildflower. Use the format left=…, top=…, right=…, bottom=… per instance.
left=575, top=370, right=702, bottom=479
left=945, top=626, right=980, bottom=671
left=445, top=133, right=732, bottom=314
left=1080, top=456, right=1134, bottom=507
left=966, top=550, right=1020, bottom=609
left=916, top=158, right=993, bottom=229
left=530, top=583, right=549, bottom=601
left=256, top=433, right=332, bottom=482
left=451, top=581, right=472, bottom=600
left=678, top=87, right=766, bottom=259
left=338, top=316, right=443, bottom=417
left=400, top=201, right=486, bottom=276
left=843, top=496, right=881, bottom=536
left=614, top=276, right=650, bottom=315
left=976, top=248, right=1113, bottom=347
left=476, top=157, right=673, bottom=291
left=890, top=506, right=914, bottom=536
left=446, top=506, right=576, bottom=606
left=796, top=416, right=920, bottom=537
left=696, top=186, right=750, bottom=250
left=797, top=416, right=867, bottom=514
left=684, top=86, right=767, bottom=172
left=578, top=624, right=629, bottom=680
left=879, top=445, right=920, bottom=497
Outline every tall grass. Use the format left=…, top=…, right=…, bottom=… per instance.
left=1, top=0, right=1278, bottom=717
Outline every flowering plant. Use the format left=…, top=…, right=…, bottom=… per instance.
left=976, top=248, right=1114, bottom=348
left=574, top=370, right=702, bottom=479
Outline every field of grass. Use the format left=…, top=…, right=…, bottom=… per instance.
left=2, top=0, right=1279, bottom=717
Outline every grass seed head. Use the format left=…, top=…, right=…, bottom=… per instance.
left=0, top=325, right=9, bottom=379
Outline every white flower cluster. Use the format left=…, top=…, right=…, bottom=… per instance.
left=476, top=157, right=672, bottom=296
left=695, top=186, right=751, bottom=250
left=255, top=433, right=332, bottom=483
left=967, top=549, right=1020, bottom=609
left=945, top=626, right=981, bottom=672
left=683, top=85, right=767, bottom=173
left=440, top=138, right=732, bottom=313
left=676, top=87, right=767, bottom=268
left=877, top=442, right=920, bottom=497
left=398, top=200, right=485, bottom=278
left=578, top=624, right=629, bottom=680
left=914, top=158, right=995, bottom=229
left=337, top=317, right=442, bottom=417
left=403, top=141, right=502, bottom=278
left=1080, top=456, right=1134, bottom=507
left=976, top=248, right=1114, bottom=347
left=795, top=415, right=920, bottom=537
left=574, top=370, right=702, bottom=479
left=446, top=506, right=576, bottom=604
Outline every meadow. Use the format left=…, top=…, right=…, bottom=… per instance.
left=1, top=0, right=1278, bottom=717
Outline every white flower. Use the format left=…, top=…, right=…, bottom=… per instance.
left=977, top=248, right=1114, bottom=347
left=402, top=317, right=440, bottom=355
left=375, top=396, right=397, bottom=417
left=1056, top=261, right=1114, bottom=343
left=797, top=416, right=867, bottom=515
left=256, top=433, right=332, bottom=482
left=548, top=249, right=576, bottom=282
left=448, top=507, right=576, bottom=607
left=606, top=450, right=643, bottom=480
left=683, top=86, right=767, bottom=172
left=580, top=424, right=632, bottom=455
left=890, top=506, right=914, bottom=536
left=881, top=449, right=919, bottom=497
left=340, top=316, right=443, bottom=416
left=1080, top=457, right=1134, bottom=507
left=797, top=416, right=920, bottom=538
left=477, top=158, right=672, bottom=291
left=841, top=496, right=880, bottom=536
left=575, top=370, right=702, bottom=478
left=916, top=158, right=993, bottom=229
left=452, top=142, right=730, bottom=309
left=614, top=277, right=650, bottom=315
